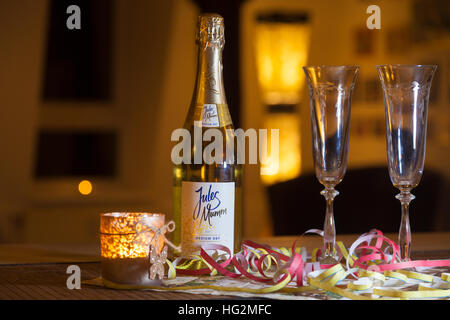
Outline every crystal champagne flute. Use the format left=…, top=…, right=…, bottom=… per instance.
left=377, top=64, right=437, bottom=261
left=303, top=65, right=359, bottom=264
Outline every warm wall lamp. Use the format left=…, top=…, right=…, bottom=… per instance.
left=254, top=12, right=311, bottom=184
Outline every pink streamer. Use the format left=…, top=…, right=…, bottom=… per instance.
left=174, top=229, right=450, bottom=289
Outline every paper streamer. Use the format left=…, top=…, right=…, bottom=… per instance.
left=100, top=228, right=450, bottom=300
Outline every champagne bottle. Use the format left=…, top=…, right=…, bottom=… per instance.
left=173, top=13, right=242, bottom=256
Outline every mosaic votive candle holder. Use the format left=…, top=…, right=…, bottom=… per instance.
left=100, top=212, right=165, bottom=286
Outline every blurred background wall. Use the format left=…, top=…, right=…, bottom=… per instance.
left=0, top=0, right=448, bottom=244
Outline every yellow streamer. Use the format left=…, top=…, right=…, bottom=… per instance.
left=312, top=248, right=320, bottom=262
left=314, top=264, right=344, bottom=281
left=89, top=240, right=450, bottom=300
left=384, top=270, right=408, bottom=282
left=308, top=276, right=396, bottom=300
left=397, top=269, right=433, bottom=283
left=374, top=287, right=450, bottom=299
left=358, top=269, right=385, bottom=283
left=347, top=278, right=373, bottom=291
left=101, top=270, right=293, bottom=294
left=337, top=241, right=357, bottom=267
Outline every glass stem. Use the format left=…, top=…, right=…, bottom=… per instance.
left=396, top=190, right=415, bottom=261
left=321, top=187, right=339, bottom=260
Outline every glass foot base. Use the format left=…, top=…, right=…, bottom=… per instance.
left=320, top=255, right=339, bottom=265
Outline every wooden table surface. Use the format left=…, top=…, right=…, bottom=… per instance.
left=0, top=232, right=449, bottom=300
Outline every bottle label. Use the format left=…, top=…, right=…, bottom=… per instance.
left=181, top=181, right=235, bottom=254
left=201, top=104, right=220, bottom=127
left=192, top=104, right=232, bottom=128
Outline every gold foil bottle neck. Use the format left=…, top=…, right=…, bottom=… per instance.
left=197, top=13, right=225, bottom=49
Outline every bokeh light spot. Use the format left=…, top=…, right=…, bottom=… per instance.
left=78, top=180, right=93, bottom=195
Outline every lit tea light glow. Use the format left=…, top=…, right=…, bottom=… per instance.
left=100, top=212, right=166, bottom=286
left=78, top=180, right=92, bottom=195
